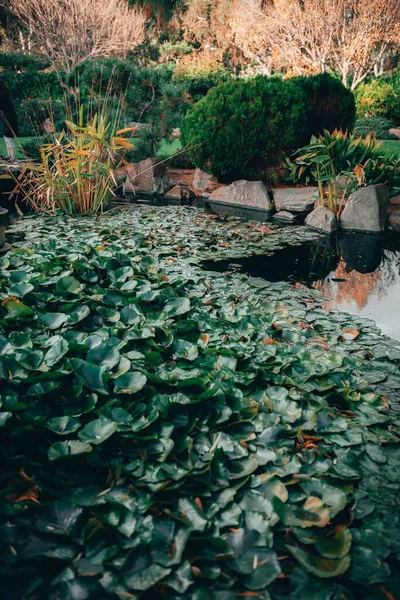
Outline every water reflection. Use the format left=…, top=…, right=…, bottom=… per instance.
left=201, top=233, right=400, bottom=341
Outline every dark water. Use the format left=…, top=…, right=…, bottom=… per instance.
left=202, top=233, right=400, bottom=341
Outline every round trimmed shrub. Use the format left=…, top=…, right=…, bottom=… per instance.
left=293, top=73, right=356, bottom=138
left=181, top=77, right=307, bottom=180
left=355, top=79, right=399, bottom=121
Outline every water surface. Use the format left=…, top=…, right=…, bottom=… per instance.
left=202, top=233, right=400, bottom=341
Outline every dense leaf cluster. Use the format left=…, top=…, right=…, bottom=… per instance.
left=181, top=77, right=308, bottom=180
left=181, top=75, right=356, bottom=180
left=0, top=212, right=399, bottom=600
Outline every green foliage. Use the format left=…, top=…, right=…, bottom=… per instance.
left=181, top=77, right=307, bottom=179
left=289, top=130, right=400, bottom=203
left=0, top=52, right=62, bottom=137
left=354, top=79, right=400, bottom=122
left=15, top=110, right=134, bottom=214
left=0, top=211, right=399, bottom=599
left=292, top=73, right=356, bottom=139
left=21, top=135, right=55, bottom=161
left=354, top=116, right=398, bottom=140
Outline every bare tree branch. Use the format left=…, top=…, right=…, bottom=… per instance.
left=2, top=0, right=146, bottom=73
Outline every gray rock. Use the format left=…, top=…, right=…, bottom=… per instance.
left=388, top=210, right=400, bottom=232
left=272, top=210, right=297, bottom=223
left=305, top=205, right=338, bottom=234
left=209, top=180, right=273, bottom=212
left=124, top=158, right=167, bottom=196
left=192, top=168, right=218, bottom=195
left=273, top=187, right=317, bottom=213
left=340, top=184, right=389, bottom=232
left=389, top=128, right=400, bottom=140
left=164, top=185, right=182, bottom=203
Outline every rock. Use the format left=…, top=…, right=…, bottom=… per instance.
left=169, top=128, right=181, bottom=139
left=273, top=187, right=317, bottom=213
left=388, top=210, right=400, bottom=232
left=305, top=205, right=338, bottom=234
left=389, top=193, right=400, bottom=211
left=192, top=168, right=218, bottom=195
left=124, top=158, right=167, bottom=196
left=340, top=184, right=389, bottom=232
left=272, top=210, right=297, bottom=223
left=389, top=128, right=400, bottom=139
left=42, top=118, right=54, bottom=134
left=209, top=180, right=273, bottom=220
left=164, top=184, right=194, bottom=205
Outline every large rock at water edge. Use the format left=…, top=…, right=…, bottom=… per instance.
left=208, top=180, right=273, bottom=219
left=273, top=187, right=317, bottom=213
left=340, top=184, right=389, bottom=232
left=124, top=158, right=167, bottom=196
left=305, top=205, right=338, bottom=234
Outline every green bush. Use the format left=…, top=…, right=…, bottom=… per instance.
left=292, top=73, right=356, bottom=138
left=181, top=77, right=307, bottom=180
left=353, top=116, right=397, bottom=140
left=354, top=79, right=399, bottom=121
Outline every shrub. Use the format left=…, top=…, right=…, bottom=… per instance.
left=353, top=116, right=398, bottom=140
left=15, top=112, right=134, bottom=214
left=181, top=77, right=307, bottom=180
left=288, top=130, right=400, bottom=207
left=173, top=51, right=231, bottom=103
left=354, top=79, right=399, bottom=121
left=292, top=73, right=356, bottom=139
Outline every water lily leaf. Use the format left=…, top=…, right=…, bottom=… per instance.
left=2, top=296, right=34, bottom=318
left=286, top=544, right=351, bottom=578
left=48, top=440, right=92, bottom=460
left=70, top=358, right=110, bottom=395
left=38, top=312, right=68, bottom=330
left=8, top=281, right=34, bottom=297
left=78, top=418, right=118, bottom=445
left=113, top=371, right=147, bottom=394
left=123, top=563, right=171, bottom=591
left=44, top=337, right=69, bottom=367
left=315, top=527, right=352, bottom=559
left=8, top=332, right=32, bottom=349
left=56, top=276, right=85, bottom=295
left=173, top=340, right=199, bottom=361
left=164, top=297, right=191, bottom=316
left=86, top=341, right=120, bottom=369
left=0, top=411, right=12, bottom=426
left=300, top=480, right=347, bottom=518
left=45, top=416, right=81, bottom=435
left=67, top=305, right=90, bottom=324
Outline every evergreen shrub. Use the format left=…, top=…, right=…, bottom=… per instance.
left=292, top=73, right=356, bottom=139
left=181, top=77, right=307, bottom=180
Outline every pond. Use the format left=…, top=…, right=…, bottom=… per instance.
left=202, top=232, right=400, bottom=341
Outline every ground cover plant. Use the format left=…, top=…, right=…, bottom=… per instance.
left=0, top=208, right=399, bottom=600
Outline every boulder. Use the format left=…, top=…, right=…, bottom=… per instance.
left=389, top=128, right=400, bottom=140
left=209, top=180, right=273, bottom=219
left=124, top=158, right=167, bottom=196
left=192, top=168, right=218, bottom=195
left=305, top=205, right=338, bottom=234
left=339, top=184, right=389, bottom=232
left=272, top=210, right=297, bottom=223
left=388, top=210, right=400, bottom=232
left=273, top=187, right=317, bottom=213
left=164, top=183, right=194, bottom=205
left=169, top=128, right=181, bottom=139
